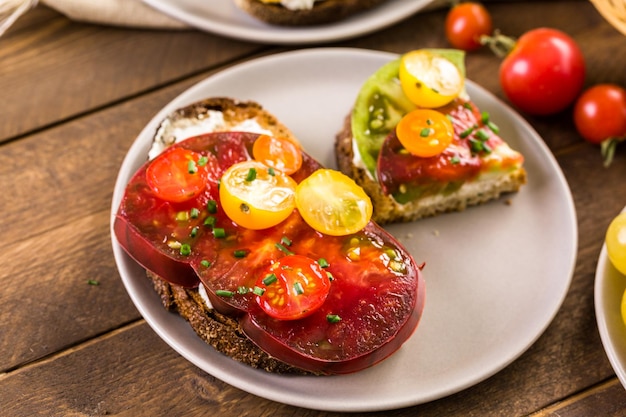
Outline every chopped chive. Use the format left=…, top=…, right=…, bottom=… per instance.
left=245, top=168, right=257, bottom=182
left=475, top=129, right=490, bottom=141
left=87, top=279, right=100, bottom=286
left=215, top=290, right=234, bottom=298
left=187, top=160, right=198, bottom=174
left=262, top=273, right=278, bottom=286
left=481, top=111, right=490, bottom=124
left=180, top=244, right=191, bottom=256
left=420, top=127, right=431, bottom=137
left=317, top=258, right=329, bottom=268
left=294, top=282, right=304, bottom=295
left=213, top=227, right=226, bottom=238
left=463, top=102, right=473, bottom=110
left=237, top=286, right=249, bottom=295
left=469, top=138, right=483, bottom=153
left=200, top=259, right=211, bottom=268
left=268, top=167, right=275, bottom=176
left=460, top=126, right=475, bottom=138
left=190, top=208, right=200, bottom=219
left=426, top=118, right=433, bottom=125
left=253, top=286, right=265, bottom=296
left=197, top=156, right=208, bottom=167
left=482, top=142, right=493, bottom=153
left=206, top=200, right=218, bottom=213
left=450, top=155, right=461, bottom=165
left=280, top=236, right=292, bottom=246
left=190, top=226, right=199, bottom=238
left=487, top=120, right=500, bottom=133
left=326, top=271, right=335, bottom=281
left=204, top=216, right=216, bottom=228
left=275, top=242, right=294, bottom=255
left=326, top=314, right=341, bottom=323
left=233, top=249, right=248, bottom=258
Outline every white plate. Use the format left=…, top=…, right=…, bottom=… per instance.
left=110, top=48, right=577, bottom=412
left=595, top=208, right=626, bottom=389
left=141, top=0, right=432, bottom=44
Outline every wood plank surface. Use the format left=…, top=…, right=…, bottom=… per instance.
left=0, top=6, right=268, bottom=143
left=2, top=0, right=626, bottom=415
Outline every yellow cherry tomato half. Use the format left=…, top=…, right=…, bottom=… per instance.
left=296, top=169, right=372, bottom=236
left=252, top=134, right=303, bottom=175
left=396, top=109, right=454, bottom=157
left=606, top=211, right=626, bottom=276
left=219, top=160, right=297, bottom=230
left=399, top=50, right=464, bottom=108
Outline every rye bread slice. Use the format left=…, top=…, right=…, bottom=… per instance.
left=145, top=97, right=311, bottom=374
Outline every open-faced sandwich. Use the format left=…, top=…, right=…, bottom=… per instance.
left=336, top=49, right=527, bottom=224
left=233, top=0, right=390, bottom=26
left=113, top=97, right=426, bottom=375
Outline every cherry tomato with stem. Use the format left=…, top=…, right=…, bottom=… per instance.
left=573, top=84, right=626, bottom=166
left=254, top=255, right=331, bottom=320
left=483, top=28, right=586, bottom=116
left=445, top=2, right=493, bottom=51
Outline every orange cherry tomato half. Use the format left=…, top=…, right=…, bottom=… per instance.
left=395, top=109, right=454, bottom=157
left=146, top=147, right=211, bottom=203
left=252, top=134, right=303, bottom=175
left=255, top=255, right=331, bottom=320
left=219, top=160, right=297, bottom=230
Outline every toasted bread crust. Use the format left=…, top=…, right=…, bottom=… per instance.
left=335, top=113, right=527, bottom=224
left=233, top=0, right=389, bottom=26
left=148, top=272, right=310, bottom=374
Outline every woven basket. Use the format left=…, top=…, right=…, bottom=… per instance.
left=591, top=0, right=626, bottom=35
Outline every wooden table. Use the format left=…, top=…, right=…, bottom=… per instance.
left=2, top=1, right=626, bottom=415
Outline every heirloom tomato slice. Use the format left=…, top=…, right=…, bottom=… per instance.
left=254, top=255, right=331, bottom=320
left=252, top=134, right=303, bottom=175
left=219, top=160, right=297, bottom=230
left=295, top=169, right=372, bottom=236
left=146, top=147, right=211, bottom=203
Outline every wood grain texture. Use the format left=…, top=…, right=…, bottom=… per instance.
left=2, top=0, right=626, bottom=415
left=0, top=6, right=268, bottom=144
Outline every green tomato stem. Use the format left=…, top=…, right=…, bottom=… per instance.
left=480, top=30, right=517, bottom=58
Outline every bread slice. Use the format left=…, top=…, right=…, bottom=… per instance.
left=335, top=113, right=527, bottom=225
left=233, top=0, right=390, bottom=26
left=146, top=97, right=310, bottom=374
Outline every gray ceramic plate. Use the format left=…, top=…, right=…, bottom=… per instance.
left=111, top=48, right=577, bottom=412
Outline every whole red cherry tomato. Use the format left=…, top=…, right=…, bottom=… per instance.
left=573, top=84, right=626, bottom=144
left=445, top=2, right=493, bottom=51
left=494, top=28, right=586, bottom=115
left=573, top=84, right=626, bottom=166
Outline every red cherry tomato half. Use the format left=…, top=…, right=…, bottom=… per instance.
left=499, top=28, right=586, bottom=115
left=255, top=255, right=331, bottom=321
left=146, top=147, right=211, bottom=203
left=445, top=2, right=493, bottom=51
left=573, top=84, right=626, bottom=144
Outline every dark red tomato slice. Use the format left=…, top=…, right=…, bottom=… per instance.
left=115, top=131, right=426, bottom=375
left=146, top=147, right=211, bottom=203
left=254, top=255, right=330, bottom=320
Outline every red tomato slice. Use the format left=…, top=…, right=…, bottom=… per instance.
left=254, top=255, right=331, bottom=320
left=146, top=147, right=211, bottom=202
